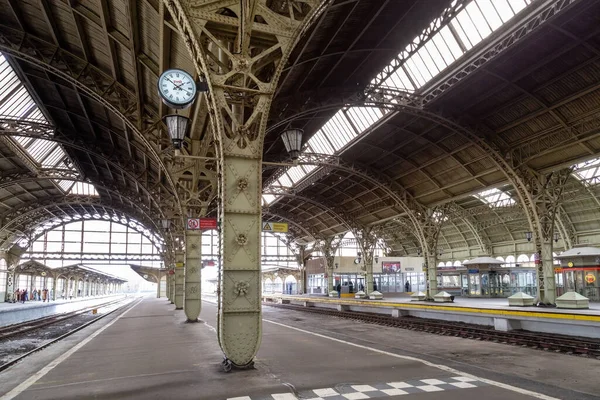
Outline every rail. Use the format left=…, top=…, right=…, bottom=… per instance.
left=264, top=302, right=600, bottom=358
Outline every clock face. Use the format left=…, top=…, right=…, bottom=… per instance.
left=157, top=69, right=197, bottom=109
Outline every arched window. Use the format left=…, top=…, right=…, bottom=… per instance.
left=274, top=277, right=283, bottom=293
left=438, top=262, right=445, bottom=268
left=453, top=260, right=461, bottom=267
left=284, top=275, right=297, bottom=295
left=505, top=255, right=516, bottom=267
left=495, top=256, right=505, bottom=263
left=263, top=278, right=273, bottom=293
left=445, top=261, right=453, bottom=267
left=517, top=254, right=529, bottom=267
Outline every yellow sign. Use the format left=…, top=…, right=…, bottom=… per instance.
left=567, top=261, right=574, bottom=268
left=586, top=274, right=596, bottom=284
left=262, top=222, right=288, bottom=233
left=175, top=262, right=184, bottom=268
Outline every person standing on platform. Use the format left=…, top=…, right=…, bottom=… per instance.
left=336, top=282, right=341, bottom=298
left=405, top=280, right=410, bottom=292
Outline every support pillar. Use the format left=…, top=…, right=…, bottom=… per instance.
left=165, top=0, right=325, bottom=368
left=5, top=269, right=14, bottom=302
left=426, top=252, right=438, bottom=298
left=167, top=273, right=172, bottom=302
left=52, top=277, right=57, bottom=301
left=356, top=228, right=378, bottom=295
left=184, top=229, right=202, bottom=321
left=175, top=253, right=184, bottom=309
left=156, top=275, right=161, bottom=298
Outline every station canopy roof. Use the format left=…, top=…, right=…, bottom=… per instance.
left=0, top=0, right=598, bottom=259
left=14, top=260, right=127, bottom=283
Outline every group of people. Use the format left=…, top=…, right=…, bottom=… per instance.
left=13, top=288, right=51, bottom=303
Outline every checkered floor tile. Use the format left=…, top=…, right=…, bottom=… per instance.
left=226, top=376, right=485, bottom=399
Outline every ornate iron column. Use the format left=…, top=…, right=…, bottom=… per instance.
left=421, top=206, right=447, bottom=299
left=185, top=228, right=202, bottom=321
left=175, top=252, right=185, bottom=309
left=356, top=228, right=378, bottom=294
left=320, top=235, right=343, bottom=295
left=530, top=169, right=572, bottom=304
left=165, top=0, right=327, bottom=368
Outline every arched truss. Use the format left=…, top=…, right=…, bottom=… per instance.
left=0, top=181, right=162, bottom=227
left=267, top=85, right=542, bottom=250
left=0, top=26, right=181, bottom=212
left=0, top=196, right=165, bottom=251
left=264, top=188, right=354, bottom=230
left=3, top=201, right=165, bottom=254
left=0, top=119, right=171, bottom=214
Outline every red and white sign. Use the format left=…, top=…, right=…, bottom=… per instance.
left=187, top=218, right=200, bottom=230
left=199, top=218, right=217, bottom=230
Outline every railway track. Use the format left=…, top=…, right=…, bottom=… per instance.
left=0, top=297, right=128, bottom=341
left=265, top=302, right=600, bottom=358
left=0, top=296, right=140, bottom=372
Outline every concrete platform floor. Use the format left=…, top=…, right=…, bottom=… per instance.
left=272, top=293, right=600, bottom=315
left=1, top=295, right=598, bottom=400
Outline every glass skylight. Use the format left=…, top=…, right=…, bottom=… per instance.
left=377, top=0, right=534, bottom=92
left=573, top=158, right=600, bottom=186
left=0, top=53, right=98, bottom=196
left=264, top=0, right=537, bottom=207
left=474, top=188, right=515, bottom=207
left=69, top=182, right=99, bottom=196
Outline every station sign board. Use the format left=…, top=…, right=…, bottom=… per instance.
left=262, top=221, right=288, bottom=233
left=186, top=217, right=218, bottom=230
left=199, top=218, right=217, bottom=230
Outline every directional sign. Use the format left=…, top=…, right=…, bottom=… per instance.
left=187, top=218, right=200, bottom=230
left=262, top=221, right=288, bottom=233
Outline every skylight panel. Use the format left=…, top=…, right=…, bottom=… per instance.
left=42, top=146, right=67, bottom=168
left=262, top=194, right=276, bottom=206
left=57, top=180, right=75, bottom=192
left=466, top=2, right=493, bottom=39
left=423, top=39, right=447, bottom=71
left=346, top=107, right=383, bottom=132
left=439, top=26, right=463, bottom=59
left=494, top=0, right=518, bottom=22
left=474, top=188, right=515, bottom=207
left=507, top=0, right=528, bottom=14
left=573, top=158, right=600, bottom=185
left=69, top=182, right=99, bottom=196
left=278, top=173, right=293, bottom=187
left=308, top=130, right=334, bottom=155
left=27, top=139, right=55, bottom=161
left=287, top=166, right=307, bottom=184
left=478, top=0, right=503, bottom=30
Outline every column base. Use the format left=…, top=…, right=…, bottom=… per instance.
left=221, top=357, right=255, bottom=373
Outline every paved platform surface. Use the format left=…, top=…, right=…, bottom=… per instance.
left=2, top=295, right=599, bottom=399
left=268, top=294, right=600, bottom=317
left=0, top=294, right=126, bottom=326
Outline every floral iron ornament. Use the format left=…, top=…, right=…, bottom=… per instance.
left=235, top=280, right=250, bottom=297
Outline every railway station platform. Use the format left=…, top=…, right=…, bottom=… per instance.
left=0, top=294, right=126, bottom=326
left=3, top=295, right=598, bottom=400
left=262, top=294, right=600, bottom=339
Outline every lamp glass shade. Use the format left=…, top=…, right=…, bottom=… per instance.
left=164, top=115, right=190, bottom=149
left=281, top=129, right=303, bottom=159
left=161, top=219, right=170, bottom=230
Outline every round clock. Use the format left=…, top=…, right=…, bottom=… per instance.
left=157, top=68, right=197, bottom=109
left=567, top=261, right=574, bottom=268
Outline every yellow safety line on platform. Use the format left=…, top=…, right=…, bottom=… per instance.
left=264, top=296, right=600, bottom=322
